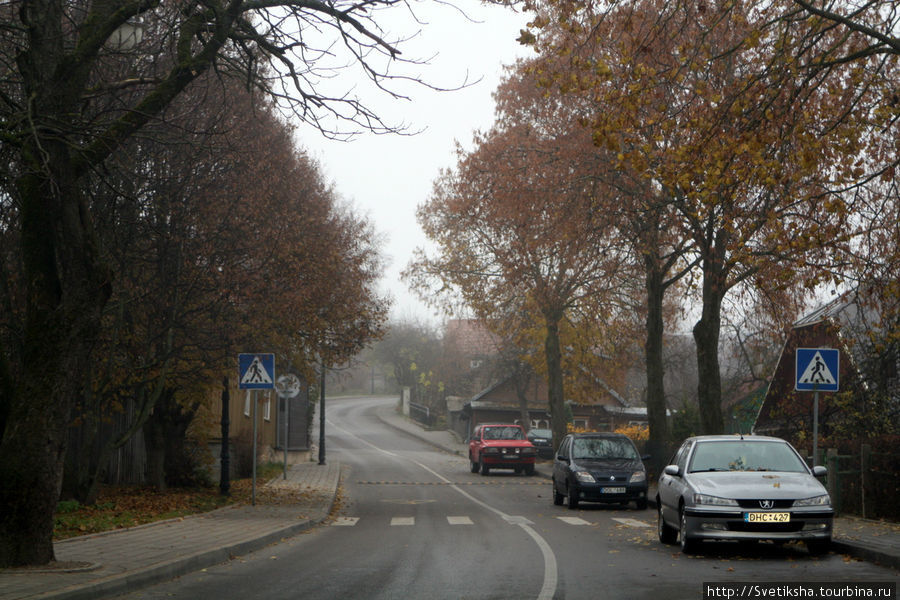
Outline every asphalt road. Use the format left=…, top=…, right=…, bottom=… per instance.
left=115, top=396, right=899, bottom=600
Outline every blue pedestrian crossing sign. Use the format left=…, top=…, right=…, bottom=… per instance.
left=239, top=353, right=275, bottom=389
left=795, top=348, right=839, bottom=392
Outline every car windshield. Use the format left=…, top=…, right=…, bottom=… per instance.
left=529, top=429, right=551, bottom=438
left=572, top=437, right=639, bottom=460
left=483, top=426, right=525, bottom=441
left=688, top=440, right=808, bottom=473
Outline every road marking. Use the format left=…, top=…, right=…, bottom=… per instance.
left=612, top=517, right=652, bottom=528
left=357, top=480, right=545, bottom=486
left=331, top=517, right=359, bottom=526
left=556, top=516, right=592, bottom=526
left=447, top=516, right=474, bottom=525
left=328, top=419, right=558, bottom=600
left=504, top=515, right=534, bottom=525
left=391, top=517, right=415, bottom=526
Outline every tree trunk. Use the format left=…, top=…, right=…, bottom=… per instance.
left=61, top=409, right=104, bottom=506
left=693, top=260, right=725, bottom=435
left=144, top=389, right=201, bottom=490
left=543, top=311, right=567, bottom=451
left=514, top=366, right=532, bottom=430
left=644, top=255, right=669, bottom=473
left=0, top=152, right=112, bottom=565
left=144, top=415, right=168, bottom=491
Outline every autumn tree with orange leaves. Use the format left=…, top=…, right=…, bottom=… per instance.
left=407, top=67, right=638, bottom=450
left=521, top=0, right=896, bottom=435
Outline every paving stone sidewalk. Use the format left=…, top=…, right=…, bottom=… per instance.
left=0, top=459, right=341, bottom=600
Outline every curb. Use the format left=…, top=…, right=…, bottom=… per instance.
left=33, top=470, right=342, bottom=600
left=830, top=540, right=900, bottom=572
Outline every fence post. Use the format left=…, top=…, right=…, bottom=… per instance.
left=860, top=444, right=870, bottom=520
left=826, top=448, right=839, bottom=513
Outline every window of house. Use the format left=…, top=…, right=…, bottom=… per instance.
left=573, top=418, right=588, bottom=430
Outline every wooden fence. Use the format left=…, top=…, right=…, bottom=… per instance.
left=806, top=445, right=900, bottom=521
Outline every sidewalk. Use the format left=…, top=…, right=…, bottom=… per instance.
left=1, top=407, right=895, bottom=600
left=374, top=405, right=900, bottom=572
left=0, top=459, right=341, bottom=600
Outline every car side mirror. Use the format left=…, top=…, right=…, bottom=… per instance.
left=663, top=464, right=681, bottom=477
left=812, top=465, right=827, bottom=478
left=641, top=454, right=651, bottom=462
left=556, top=455, right=568, bottom=463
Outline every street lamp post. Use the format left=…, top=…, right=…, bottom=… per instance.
left=318, top=359, right=326, bottom=465
left=220, top=377, right=230, bottom=496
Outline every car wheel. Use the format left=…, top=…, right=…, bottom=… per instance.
left=567, top=483, right=579, bottom=509
left=524, top=464, right=535, bottom=476
left=806, top=538, right=831, bottom=556
left=480, top=459, right=490, bottom=476
left=553, top=481, right=564, bottom=506
left=470, top=454, right=479, bottom=473
left=636, top=498, right=648, bottom=511
left=657, top=503, right=677, bottom=545
left=679, top=505, right=697, bottom=554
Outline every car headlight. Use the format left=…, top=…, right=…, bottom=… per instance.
left=521, top=447, right=537, bottom=455
left=575, top=470, right=596, bottom=483
left=693, top=493, right=739, bottom=506
left=483, top=447, right=500, bottom=454
left=629, top=471, right=646, bottom=484
left=795, top=494, right=831, bottom=507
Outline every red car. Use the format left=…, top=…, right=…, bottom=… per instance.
left=469, top=423, right=537, bottom=476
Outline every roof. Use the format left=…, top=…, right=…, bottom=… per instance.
left=444, top=319, right=500, bottom=357
left=793, top=292, right=855, bottom=328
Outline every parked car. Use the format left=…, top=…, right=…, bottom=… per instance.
left=656, top=434, right=833, bottom=555
left=526, top=428, right=554, bottom=459
left=552, top=432, right=649, bottom=510
left=469, top=423, right=537, bottom=476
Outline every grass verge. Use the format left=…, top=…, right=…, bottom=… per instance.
left=54, top=462, right=285, bottom=541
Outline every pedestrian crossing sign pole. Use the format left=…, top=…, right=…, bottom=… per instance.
left=238, top=353, right=275, bottom=505
left=795, top=348, right=839, bottom=467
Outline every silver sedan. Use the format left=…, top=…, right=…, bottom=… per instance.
left=657, top=435, right=833, bottom=555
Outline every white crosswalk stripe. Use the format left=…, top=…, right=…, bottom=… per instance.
left=447, top=516, right=474, bottom=525
left=332, top=517, right=359, bottom=526
left=612, top=517, right=651, bottom=528
left=391, top=517, right=415, bottom=526
left=555, top=516, right=592, bottom=526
